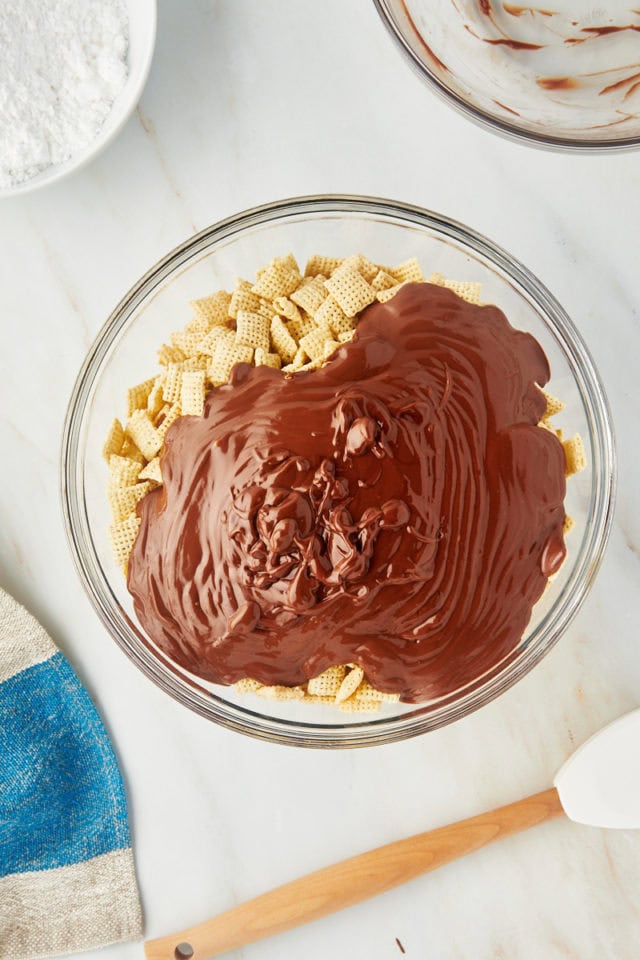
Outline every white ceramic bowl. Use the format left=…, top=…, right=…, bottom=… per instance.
left=0, top=0, right=157, bottom=199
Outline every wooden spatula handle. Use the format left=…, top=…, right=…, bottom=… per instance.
left=144, top=787, right=562, bottom=960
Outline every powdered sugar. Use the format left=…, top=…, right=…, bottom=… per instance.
left=0, top=1, right=129, bottom=190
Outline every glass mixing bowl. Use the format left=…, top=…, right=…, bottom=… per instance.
left=374, top=1, right=640, bottom=151
left=61, top=196, right=615, bottom=747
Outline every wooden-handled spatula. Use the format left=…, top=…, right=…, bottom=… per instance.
left=145, top=709, right=640, bottom=960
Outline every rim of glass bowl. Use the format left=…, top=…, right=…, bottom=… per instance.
left=61, top=195, right=616, bottom=748
left=372, top=0, right=640, bottom=154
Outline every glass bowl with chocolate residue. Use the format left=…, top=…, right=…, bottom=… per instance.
left=61, top=196, right=615, bottom=747
left=373, top=1, right=640, bottom=150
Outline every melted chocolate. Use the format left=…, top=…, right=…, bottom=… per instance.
left=582, top=25, right=640, bottom=36
left=493, top=99, right=522, bottom=115
left=601, top=70, right=640, bottom=96
left=128, top=284, right=567, bottom=703
left=502, top=4, right=555, bottom=16
left=462, top=20, right=543, bottom=49
left=536, top=76, right=579, bottom=90
left=399, top=1, right=450, bottom=73
left=481, top=36, right=543, bottom=48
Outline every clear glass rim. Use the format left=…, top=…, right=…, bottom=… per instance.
left=372, top=0, right=640, bottom=154
left=61, top=194, right=616, bottom=748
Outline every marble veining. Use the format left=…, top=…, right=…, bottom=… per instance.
left=0, top=1, right=639, bottom=958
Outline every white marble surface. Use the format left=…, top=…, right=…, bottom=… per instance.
left=1, top=1, right=639, bottom=957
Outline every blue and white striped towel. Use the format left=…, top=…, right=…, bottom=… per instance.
left=0, top=588, right=143, bottom=959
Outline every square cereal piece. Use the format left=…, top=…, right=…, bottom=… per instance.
left=272, top=296, right=302, bottom=322
left=254, top=348, right=282, bottom=369
left=255, top=684, right=305, bottom=701
left=376, top=282, right=406, bottom=304
left=313, top=318, right=332, bottom=339
left=354, top=681, right=401, bottom=703
left=290, top=276, right=328, bottom=316
left=542, top=390, right=565, bottom=418
left=109, top=481, right=152, bottom=524
left=315, top=295, right=354, bottom=336
left=279, top=253, right=301, bottom=274
left=147, top=378, right=165, bottom=419
left=102, top=418, right=125, bottom=461
left=335, top=665, right=365, bottom=703
left=180, top=369, right=206, bottom=417
left=270, top=315, right=298, bottom=362
left=287, top=314, right=314, bottom=342
left=307, top=665, right=346, bottom=697
left=299, top=328, right=329, bottom=362
left=338, top=698, right=381, bottom=713
left=304, top=254, right=343, bottom=277
left=292, top=346, right=308, bottom=367
left=338, top=330, right=355, bottom=344
left=442, top=279, right=482, bottom=305
left=256, top=299, right=277, bottom=321
left=323, top=338, right=340, bottom=359
left=298, top=358, right=324, bottom=372
left=371, top=269, right=398, bottom=292
left=198, top=326, right=234, bottom=357
left=179, top=328, right=208, bottom=362
left=282, top=354, right=307, bottom=374
left=324, top=268, right=376, bottom=318
left=428, top=272, right=482, bottom=305
left=184, top=314, right=211, bottom=339
left=139, top=457, right=163, bottom=485
left=236, top=310, right=270, bottom=353
left=170, top=329, right=203, bottom=359
left=109, top=515, right=141, bottom=570
left=108, top=453, right=142, bottom=488
left=563, top=514, right=575, bottom=536
left=182, top=356, right=208, bottom=373
left=157, top=343, right=186, bottom=366
left=563, top=434, right=586, bottom=476
left=121, top=436, right=145, bottom=465
left=339, top=254, right=378, bottom=282
left=209, top=339, right=254, bottom=384
left=162, top=362, right=184, bottom=404
left=190, top=290, right=231, bottom=327
left=125, top=410, right=163, bottom=461
left=389, top=258, right=424, bottom=284
left=228, top=284, right=262, bottom=319
left=156, top=402, right=182, bottom=441
left=252, top=255, right=301, bottom=300
left=126, top=378, right=156, bottom=418
left=234, top=678, right=263, bottom=695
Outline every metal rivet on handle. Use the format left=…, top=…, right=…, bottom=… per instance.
left=174, top=943, right=194, bottom=959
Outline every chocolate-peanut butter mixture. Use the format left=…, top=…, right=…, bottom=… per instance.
left=128, top=283, right=566, bottom=702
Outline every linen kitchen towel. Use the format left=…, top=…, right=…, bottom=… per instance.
left=0, top=587, right=143, bottom=958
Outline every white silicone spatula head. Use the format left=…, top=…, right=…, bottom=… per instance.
left=554, top=708, right=640, bottom=829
